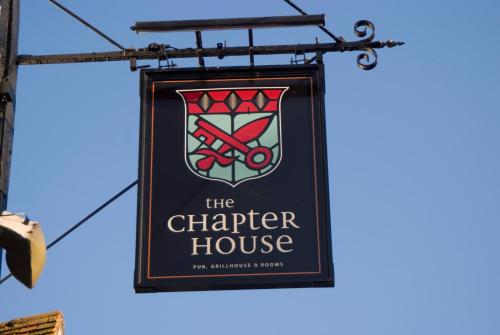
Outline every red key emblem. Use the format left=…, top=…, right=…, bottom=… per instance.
left=193, top=116, right=273, bottom=171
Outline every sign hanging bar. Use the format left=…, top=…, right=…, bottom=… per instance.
left=131, top=14, right=325, bottom=33
left=17, top=40, right=402, bottom=65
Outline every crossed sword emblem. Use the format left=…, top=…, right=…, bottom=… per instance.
left=193, top=115, right=274, bottom=171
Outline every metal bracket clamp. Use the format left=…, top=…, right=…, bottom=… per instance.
left=129, top=44, right=166, bottom=71
left=129, top=57, right=151, bottom=72
left=129, top=57, right=139, bottom=72
left=315, top=50, right=324, bottom=64
left=291, top=51, right=306, bottom=65
left=216, top=42, right=225, bottom=60
left=158, top=54, right=177, bottom=69
left=0, top=82, right=14, bottom=104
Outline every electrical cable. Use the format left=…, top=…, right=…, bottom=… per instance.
left=47, top=0, right=126, bottom=50
left=0, top=180, right=138, bottom=286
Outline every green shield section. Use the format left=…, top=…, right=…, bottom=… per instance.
left=186, top=112, right=281, bottom=186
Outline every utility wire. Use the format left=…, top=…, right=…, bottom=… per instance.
left=283, top=0, right=344, bottom=44
left=48, top=0, right=126, bottom=50
left=0, top=180, right=138, bottom=286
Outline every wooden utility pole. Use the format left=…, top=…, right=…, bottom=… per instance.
left=0, top=0, right=20, bottom=276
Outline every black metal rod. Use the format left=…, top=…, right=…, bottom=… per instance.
left=0, top=180, right=138, bottom=286
left=195, top=31, right=205, bottom=67
left=17, top=40, right=403, bottom=66
left=131, top=14, right=325, bottom=32
left=248, top=29, right=254, bottom=67
left=283, top=0, right=307, bottom=15
left=48, top=0, right=125, bottom=50
left=46, top=180, right=138, bottom=249
left=283, top=0, right=344, bottom=43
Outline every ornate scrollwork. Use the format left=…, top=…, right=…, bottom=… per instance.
left=351, top=20, right=377, bottom=70
left=356, top=47, right=378, bottom=71
left=353, top=20, right=376, bottom=43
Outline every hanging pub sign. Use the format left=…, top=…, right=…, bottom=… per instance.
left=135, top=64, right=334, bottom=292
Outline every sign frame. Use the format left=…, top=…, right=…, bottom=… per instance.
left=135, top=64, right=334, bottom=293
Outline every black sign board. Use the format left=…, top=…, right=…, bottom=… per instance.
left=135, top=65, right=333, bottom=292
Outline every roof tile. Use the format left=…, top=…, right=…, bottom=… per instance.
left=0, top=311, right=63, bottom=335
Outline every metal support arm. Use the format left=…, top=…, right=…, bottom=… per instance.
left=17, top=20, right=403, bottom=70
left=17, top=40, right=403, bottom=70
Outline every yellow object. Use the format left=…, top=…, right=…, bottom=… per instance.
left=0, top=211, right=46, bottom=288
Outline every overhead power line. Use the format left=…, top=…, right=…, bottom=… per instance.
left=47, top=0, right=126, bottom=50
left=0, top=180, right=138, bottom=286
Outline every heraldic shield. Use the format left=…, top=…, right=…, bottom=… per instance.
left=178, top=87, right=289, bottom=186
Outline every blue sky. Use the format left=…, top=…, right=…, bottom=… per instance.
left=2, top=0, right=500, bottom=334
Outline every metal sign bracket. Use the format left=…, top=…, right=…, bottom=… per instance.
left=16, top=3, right=403, bottom=71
